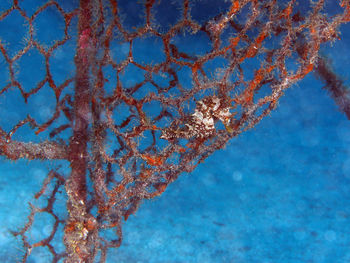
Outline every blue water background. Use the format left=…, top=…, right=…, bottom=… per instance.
left=1, top=0, right=350, bottom=262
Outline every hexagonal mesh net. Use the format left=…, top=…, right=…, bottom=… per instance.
left=0, top=0, right=349, bottom=262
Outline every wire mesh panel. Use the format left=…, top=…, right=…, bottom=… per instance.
left=0, top=0, right=349, bottom=262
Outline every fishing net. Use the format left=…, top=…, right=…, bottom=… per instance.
left=0, top=0, right=349, bottom=262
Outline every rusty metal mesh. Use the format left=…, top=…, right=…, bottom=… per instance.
left=0, top=0, right=349, bottom=262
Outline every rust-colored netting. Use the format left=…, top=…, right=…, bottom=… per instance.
left=0, top=0, right=349, bottom=262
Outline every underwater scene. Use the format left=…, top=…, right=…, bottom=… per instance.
left=1, top=0, right=350, bottom=262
